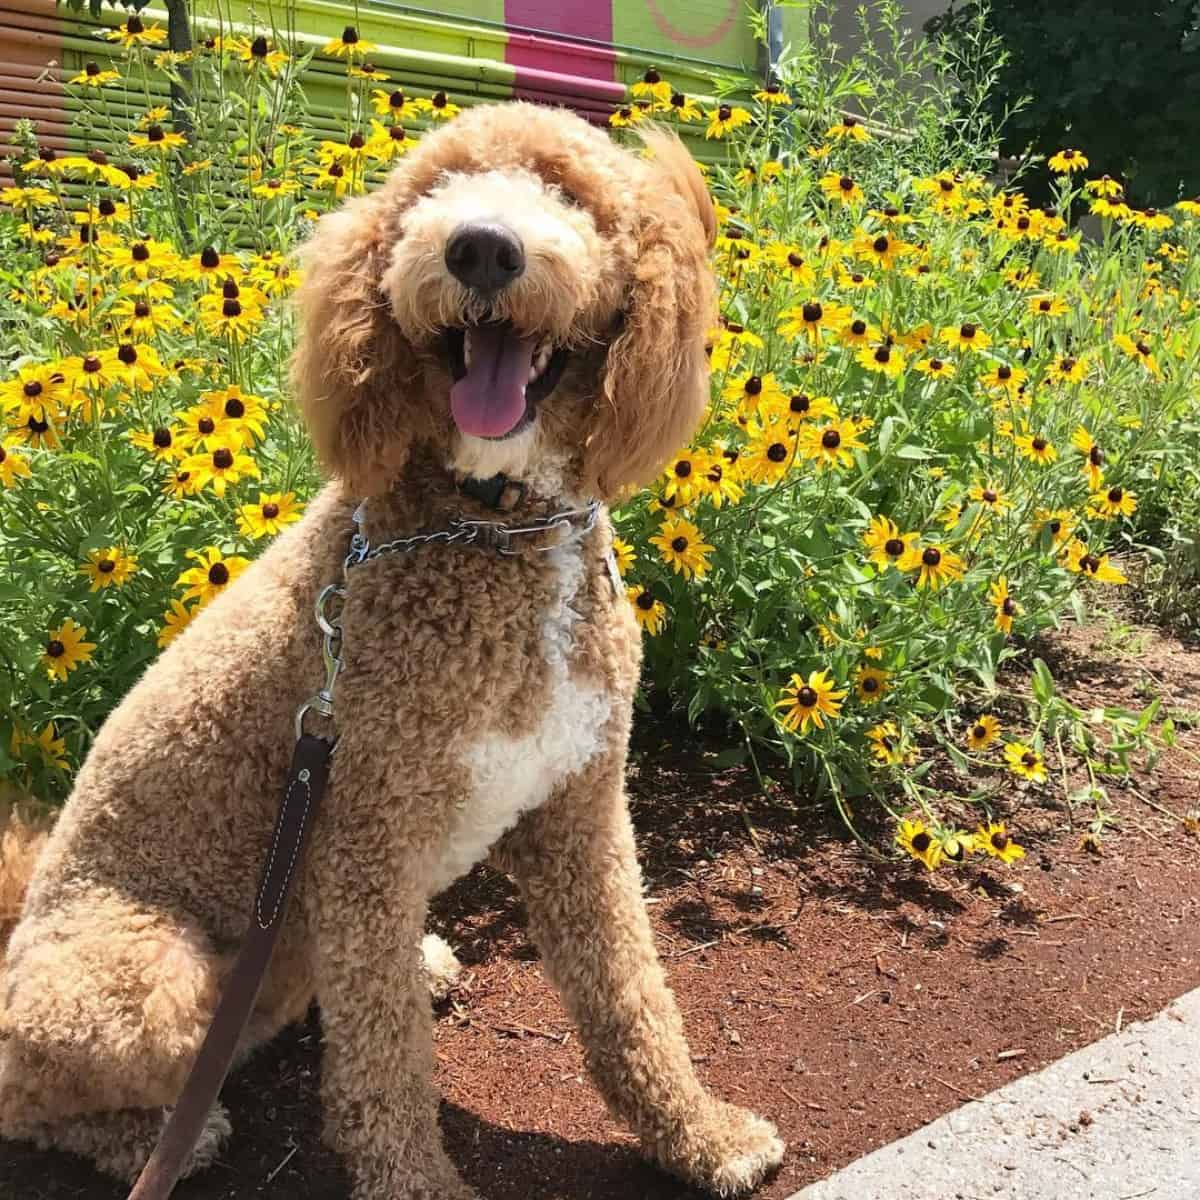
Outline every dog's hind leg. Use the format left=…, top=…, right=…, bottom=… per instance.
left=492, top=750, right=786, bottom=1198
left=0, top=893, right=231, bottom=1180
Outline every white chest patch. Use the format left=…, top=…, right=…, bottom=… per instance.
left=430, top=543, right=611, bottom=892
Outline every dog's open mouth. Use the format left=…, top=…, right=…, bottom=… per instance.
left=445, top=321, right=569, bottom=440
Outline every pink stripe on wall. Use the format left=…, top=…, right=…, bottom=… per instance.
left=504, top=0, right=618, bottom=104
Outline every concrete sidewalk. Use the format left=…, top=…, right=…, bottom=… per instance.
left=789, top=988, right=1200, bottom=1200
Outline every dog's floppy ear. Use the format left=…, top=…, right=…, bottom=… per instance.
left=584, top=128, right=717, bottom=500
left=290, top=190, right=421, bottom=495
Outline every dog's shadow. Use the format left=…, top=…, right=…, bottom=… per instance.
left=0, top=1016, right=700, bottom=1200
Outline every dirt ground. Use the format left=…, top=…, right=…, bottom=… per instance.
left=3, top=616, right=1199, bottom=1200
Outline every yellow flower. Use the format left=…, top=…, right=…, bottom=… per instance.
left=1062, top=540, right=1127, bottom=585
left=867, top=721, right=912, bottom=766
left=968, top=482, right=1011, bottom=515
left=705, top=103, right=751, bottom=139
left=775, top=669, right=847, bottom=734
left=977, top=820, right=1026, bottom=863
left=966, top=714, right=1001, bottom=751
left=741, top=429, right=797, bottom=484
left=826, top=115, right=869, bottom=141
left=722, top=371, right=785, bottom=416
left=837, top=316, right=879, bottom=349
left=1089, top=485, right=1137, bottom=520
left=819, top=172, right=865, bottom=206
left=157, top=599, right=196, bottom=649
left=104, top=15, right=167, bottom=47
left=1003, top=742, right=1046, bottom=784
left=417, top=91, right=461, bottom=120
left=696, top=455, right=744, bottom=508
left=1028, top=294, right=1069, bottom=318
left=611, top=537, right=636, bottom=575
left=1051, top=353, right=1088, bottom=386
left=856, top=341, right=906, bottom=378
left=627, top=585, right=667, bottom=635
left=1033, top=508, right=1077, bottom=548
left=42, top=618, right=96, bottom=682
left=1113, top=333, right=1161, bottom=378
left=176, top=546, right=251, bottom=606
left=197, top=385, right=269, bottom=449
left=862, top=516, right=919, bottom=570
left=1048, top=147, right=1089, bottom=173
left=16, top=723, right=69, bottom=771
left=940, top=321, right=991, bottom=352
left=797, top=417, right=865, bottom=470
left=181, top=441, right=260, bottom=498
left=661, top=449, right=707, bottom=505
left=323, top=26, right=376, bottom=58
left=665, top=91, right=702, bottom=122
left=855, top=665, right=889, bottom=703
left=0, top=440, right=32, bottom=487
left=779, top=299, right=853, bottom=342
left=896, top=818, right=942, bottom=870
left=128, top=124, right=187, bottom=150
left=900, top=543, right=965, bottom=591
left=372, top=87, right=420, bottom=120
left=237, top=492, right=303, bottom=539
left=1014, top=430, right=1057, bottom=465
left=69, top=62, right=121, bottom=87
left=80, top=546, right=138, bottom=592
left=912, top=356, right=956, bottom=380
left=753, top=82, right=791, bottom=105
left=979, top=362, right=1027, bottom=397
left=649, top=516, right=713, bottom=580
left=988, top=576, right=1019, bottom=635
left=103, top=342, right=168, bottom=392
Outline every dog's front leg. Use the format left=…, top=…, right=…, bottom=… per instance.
left=309, top=786, right=474, bottom=1200
left=492, top=749, right=785, bottom=1197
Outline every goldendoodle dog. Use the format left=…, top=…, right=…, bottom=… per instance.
left=0, top=102, right=784, bottom=1199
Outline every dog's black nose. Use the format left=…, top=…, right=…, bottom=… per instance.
left=444, top=222, right=525, bottom=293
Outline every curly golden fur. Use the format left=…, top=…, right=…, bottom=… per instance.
left=0, top=103, right=782, bottom=1199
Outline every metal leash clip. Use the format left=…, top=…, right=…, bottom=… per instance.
left=294, top=582, right=346, bottom=744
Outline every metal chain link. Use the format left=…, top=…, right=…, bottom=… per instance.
left=294, top=498, right=601, bottom=743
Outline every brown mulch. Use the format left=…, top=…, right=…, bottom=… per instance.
left=4, top=618, right=1200, bottom=1200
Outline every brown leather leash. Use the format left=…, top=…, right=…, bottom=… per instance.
left=125, top=481, right=606, bottom=1200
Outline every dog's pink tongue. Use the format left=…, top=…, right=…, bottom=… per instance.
left=451, top=325, right=537, bottom=438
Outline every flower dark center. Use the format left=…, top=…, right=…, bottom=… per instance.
left=767, top=442, right=789, bottom=463
left=671, top=536, right=689, bottom=553
left=251, top=35, right=269, bottom=56
left=0, top=445, right=6, bottom=463
left=644, top=68, right=661, bottom=83
left=636, top=590, right=655, bottom=610
left=851, top=319, right=867, bottom=335
left=1049, top=520, right=1062, bottom=535
left=822, top=429, right=841, bottom=449
left=862, top=676, right=879, bottom=693
left=328, top=164, right=345, bottom=178
left=225, top=397, right=245, bottom=418
left=198, top=417, right=215, bottom=435
left=23, top=381, right=42, bottom=398
left=997, top=365, right=1012, bottom=380
left=146, top=125, right=165, bottom=142
left=1002, top=597, right=1017, bottom=615
left=28, top=416, right=49, bottom=434
left=930, top=358, right=945, bottom=371
left=839, top=176, right=854, bottom=191
left=982, top=489, right=998, bottom=503
left=342, top=26, right=359, bottom=44
left=134, top=300, right=150, bottom=317
left=844, top=115, right=858, bottom=126
left=1032, top=437, right=1047, bottom=452
left=884, top=537, right=905, bottom=557
left=873, top=347, right=890, bottom=364
left=222, top=279, right=240, bottom=298
left=973, top=724, right=986, bottom=739
left=797, top=687, right=818, bottom=707
left=671, top=92, right=686, bottom=107
left=200, top=247, right=220, bottom=269
left=873, top=236, right=889, bottom=253
left=1090, top=446, right=1104, bottom=466
left=787, top=252, right=804, bottom=267
left=46, top=639, right=65, bottom=657
left=790, top=394, right=810, bottom=413
left=118, top=344, right=137, bottom=364
left=922, top=547, right=941, bottom=566
left=1039, top=299, right=1051, bottom=311
left=131, top=243, right=150, bottom=262
left=85, top=61, right=100, bottom=76
left=939, top=178, right=953, bottom=192
left=97, top=558, right=115, bottom=573
left=389, top=126, right=407, bottom=141
left=1017, top=216, right=1031, bottom=231
left=1108, top=487, right=1123, bottom=503
left=802, top=301, right=822, bottom=323
left=127, top=15, right=144, bottom=32
left=222, top=298, right=242, bottom=317
left=960, top=323, right=976, bottom=339
left=675, top=459, right=692, bottom=478
left=1061, top=357, right=1076, bottom=372
left=213, top=448, right=234, bottom=469
left=1136, top=340, right=1151, bottom=356
left=262, top=502, right=280, bottom=519
left=912, top=831, right=932, bottom=852
left=433, top=91, right=448, bottom=108
left=744, top=375, right=762, bottom=396
left=153, top=427, right=172, bottom=448
left=83, top=355, right=102, bottom=373
left=208, top=562, right=229, bottom=585
left=1081, top=554, right=1101, bottom=574
left=718, top=104, right=732, bottom=121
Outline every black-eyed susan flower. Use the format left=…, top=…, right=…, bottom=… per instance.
left=900, top=542, right=965, bottom=591
left=237, top=492, right=302, bottom=539
left=939, top=830, right=977, bottom=864
left=611, top=537, right=636, bottom=575
left=1048, top=147, right=1088, bottom=173
left=1070, top=425, right=1105, bottom=489
left=754, top=81, right=791, bottom=105
left=110, top=294, right=182, bottom=338
left=417, top=91, right=460, bottom=120
left=867, top=721, right=912, bottom=766
left=778, top=298, right=853, bottom=342
left=783, top=392, right=837, bottom=430
left=80, top=546, right=138, bottom=592
left=103, top=342, right=167, bottom=392
left=181, top=441, right=260, bottom=498
left=665, top=91, right=701, bottom=121
left=15, top=723, right=69, bottom=771
left=1130, top=207, right=1173, bottom=231
left=766, top=243, right=816, bottom=287
left=797, top=417, right=865, bottom=470
left=697, top=457, right=744, bottom=508
left=1050, top=353, right=1088, bottom=385
left=372, top=88, right=419, bottom=121
left=1028, top=293, right=1069, bottom=318
left=128, top=124, right=187, bottom=150
left=323, top=25, right=375, bottom=58
left=853, top=230, right=912, bottom=271
left=819, top=171, right=865, bottom=207
left=649, top=516, right=713, bottom=580
left=896, top=818, right=942, bottom=870
left=862, top=515, right=919, bottom=571
left=988, top=576, right=1019, bottom=635
left=128, top=426, right=180, bottom=461
left=721, top=371, right=785, bottom=416
left=1089, top=485, right=1137, bottom=520
left=69, top=62, right=121, bottom=87
left=1113, top=333, right=1161, bottom=377
left=1062, top=539, right=1127, bottom=585
left=177, top=546, right=251, bottom=606
left=855, top=665, right=889, bottom=703
left=856, top=341, right=906, bottom=378
left=705, top=103, right=751, bottom=139
left=627, top=584, right=666, bottom=635
left=1014, top=429, right=1057, bottom=465
left=1003, top=742, right=1046, bottom=784
left=969, top=482, right=1012, bottom=515
left=0, top=440, right=31, bottom=488
left=13, top=412, right=62, bottom=451
left=198, top=385, right=269, bottom=449
left=838, top=317, right=878, bottom=349
left=826, top=114, right=868, bottom=141
left=198, top=286, right=264, bottom=341
left=976, top=820, right=1027, bottom=862
left=1032, top=508, right=1077, bottom=549
left=104, top=15, right=167, bottom=46
left=661, top=449, right=707, bottom=505
left=42, top=618, right=95, bottom=682
left=157, top=599, right=196, bottom=649
left=979, top=361, right=1027, bottom=397
left=631, top=67, right=672, bottom=104
left=966, top=713, right=1001, bottom=751
left=940, top=321, right=991, bottom=352
left=0, top=361, right=70, bottom=417
left=741, top=429, right=796, bottom=484
left=775, top=668, right=847, bottom=734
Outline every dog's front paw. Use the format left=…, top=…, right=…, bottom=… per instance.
left=651, top=1099, right=784, bottom=1198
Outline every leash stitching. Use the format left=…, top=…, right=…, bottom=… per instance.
left=255, top=772, right=313, bottom=929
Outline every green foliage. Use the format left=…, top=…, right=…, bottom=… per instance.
left=929, top=0, right=1200, bottom=206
